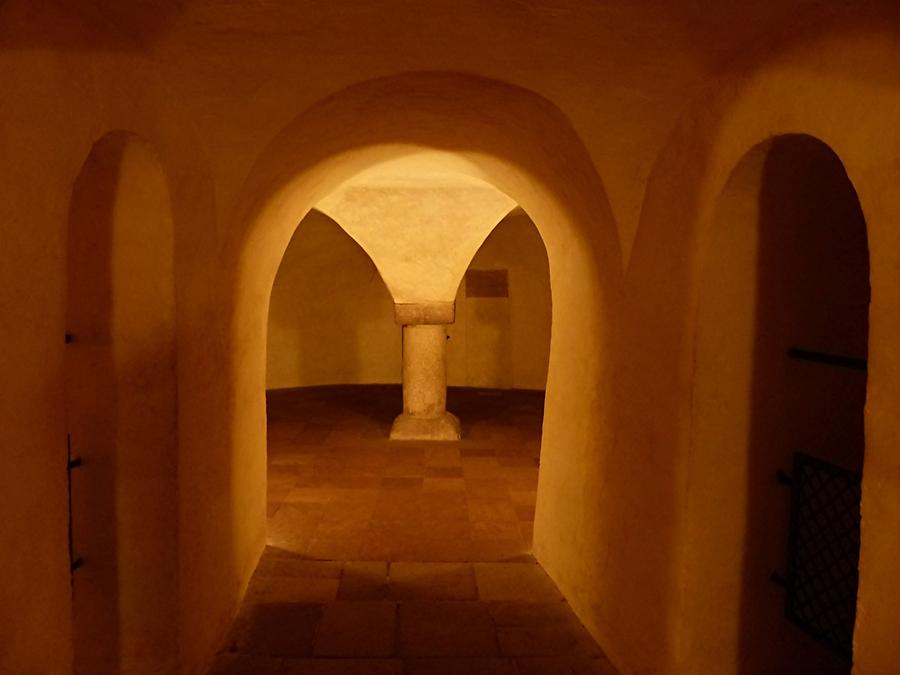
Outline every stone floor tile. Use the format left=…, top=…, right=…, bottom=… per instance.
left=270, top=452, right=317, bottom=467
left=360, top=532, right=473, bottom=563
left=381, top=456, right=426, bottom=477
left=515, top=657, right=618, bottom=675
left=314, top=511, right=374, bottom=540
left=228, top=603, right=321, bottom=657
left=255, top=556, right=342, bottom=579
left=423, top=516, right=473, bottom=541
left=298, top=423, right=334, bottom=444
left=206, top=653, right=283, bottom=675
left=497, top=455, right=538, bottom=468
left=474, top=563, right=564, bottom=602
left=388, top=562, right=477, bottom=600
left=509, top=490, right=537, bottom=506
left=290, top=471, right=330, bottom=489
left=470, top=537, right=526, bottom=559
left=462, top=458, right=504, bottom=478
left=370, top=495, right=426, bottom=523
left=338, top=561, right=390, bottom=599
left=467, top=498, right=519, bottom=523
left=465, top=478, right=511, bottom=500
left=269, top=467, right=300, bottom=486
left=328, top=487, right=380, bottom=506
left=460, top=447, right=497, bottom=458
left=283, top=487, right=333, bottom=505
left=413, top=534, right=473, bottom=560
left=424, top=445, right=462, bottom=465
left=245, top=576, right=339, bottom=603
left=423, top=477, right=467, bottom=492
left=280, top=658, right=404, bottom=674
left=419, top=493, right=470, bottom=519
left=398, top=602, right=499, bottom=657
left=497, top=623, right=603, bottom=658
left=381, top=476, right=425, bottom=489
left=488, top=602, right=575, bottom=626
left=569, top=657, right=619, bottom=675
left=512, top=657, right=573, bottom=674
left=504, top=470, right=540, bottom=491
left=404, top=657, right=518, bottom=674
left=269, top=483, right=289, bottom=499
left=425, top=465, right=465, bottom=478
left=266, top=505, right=322, bottom=551
left=313, top=601, right=397, bottom=657
left=468, top=540, right=530, bottom=563
left=306, top=536, right=363, bottom=561
left=263, top=545, right=315, bottom=559
left=470, top=519, right=525, bottom=542
left=357, top=534, right=412, bottom=561
left=414, top=539, right=474, bottom=563
left=319, top=473, right=382, bottom=490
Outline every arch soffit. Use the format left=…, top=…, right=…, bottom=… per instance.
left=224, top=72, right=623, bottom=306
left=315, top=200, right=520, bottom=306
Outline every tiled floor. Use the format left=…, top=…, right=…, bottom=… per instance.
left=210, top=386, right=616, bottom=675
left=265, top=386, right=543, bottom=562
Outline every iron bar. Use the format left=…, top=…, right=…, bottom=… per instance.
left=67, top=435, right=83, bottom=573
left=787, top=347, right=867, bottom=372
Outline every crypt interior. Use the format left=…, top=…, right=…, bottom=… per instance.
left=1, top=2, right=899, bottom=674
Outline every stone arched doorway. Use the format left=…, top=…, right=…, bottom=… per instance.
left=195, top=71, right=624, bottom=672
left=686, top=134, right=868, bottom=675
left=261, top=192, right=553, bottom=562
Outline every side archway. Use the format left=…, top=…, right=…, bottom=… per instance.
left=65, top=131, right=179, bottom=675
left=686, top=134, right=868, bottom=675
left=629, top=18, right=900, bottom=674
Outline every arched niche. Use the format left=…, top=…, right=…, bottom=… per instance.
left=685, top=134, right=868, bottom=675
left=190, top=71, right=624, bottom=673
left=266, top=209, right=398, bottom=390
left=625, top=24, right=900, bottom=670
left=449, top=208, right=552, bottom=391
left=65, top=131, right=179, bottom=675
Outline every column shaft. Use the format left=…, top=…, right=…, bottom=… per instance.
left=402, top=324, right=447, bottom=417
left=390, top=324, right=460, bottom=440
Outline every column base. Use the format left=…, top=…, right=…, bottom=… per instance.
left=389, top=412, right=461, bottom=441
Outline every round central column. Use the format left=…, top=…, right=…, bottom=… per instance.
left=401, top=324, right=448, bottom=417
left=390, top=303, right=461, bottom=440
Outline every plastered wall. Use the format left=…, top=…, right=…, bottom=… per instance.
left=1, top=3, right=900, bottom=675
left=266, top=209, right=550, bottom=392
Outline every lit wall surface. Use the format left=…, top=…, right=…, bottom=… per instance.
left=266, top=209, right=550, bottom=391
left=0, top=2, right=899, bottom=675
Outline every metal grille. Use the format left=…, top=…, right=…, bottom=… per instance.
left=784, top=452, right=861, bottom=661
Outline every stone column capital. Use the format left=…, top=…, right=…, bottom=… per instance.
left=394, top=301, right=455, bottom=326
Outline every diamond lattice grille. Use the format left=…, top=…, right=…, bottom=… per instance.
left=785, top=452, right=862, bottom=661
